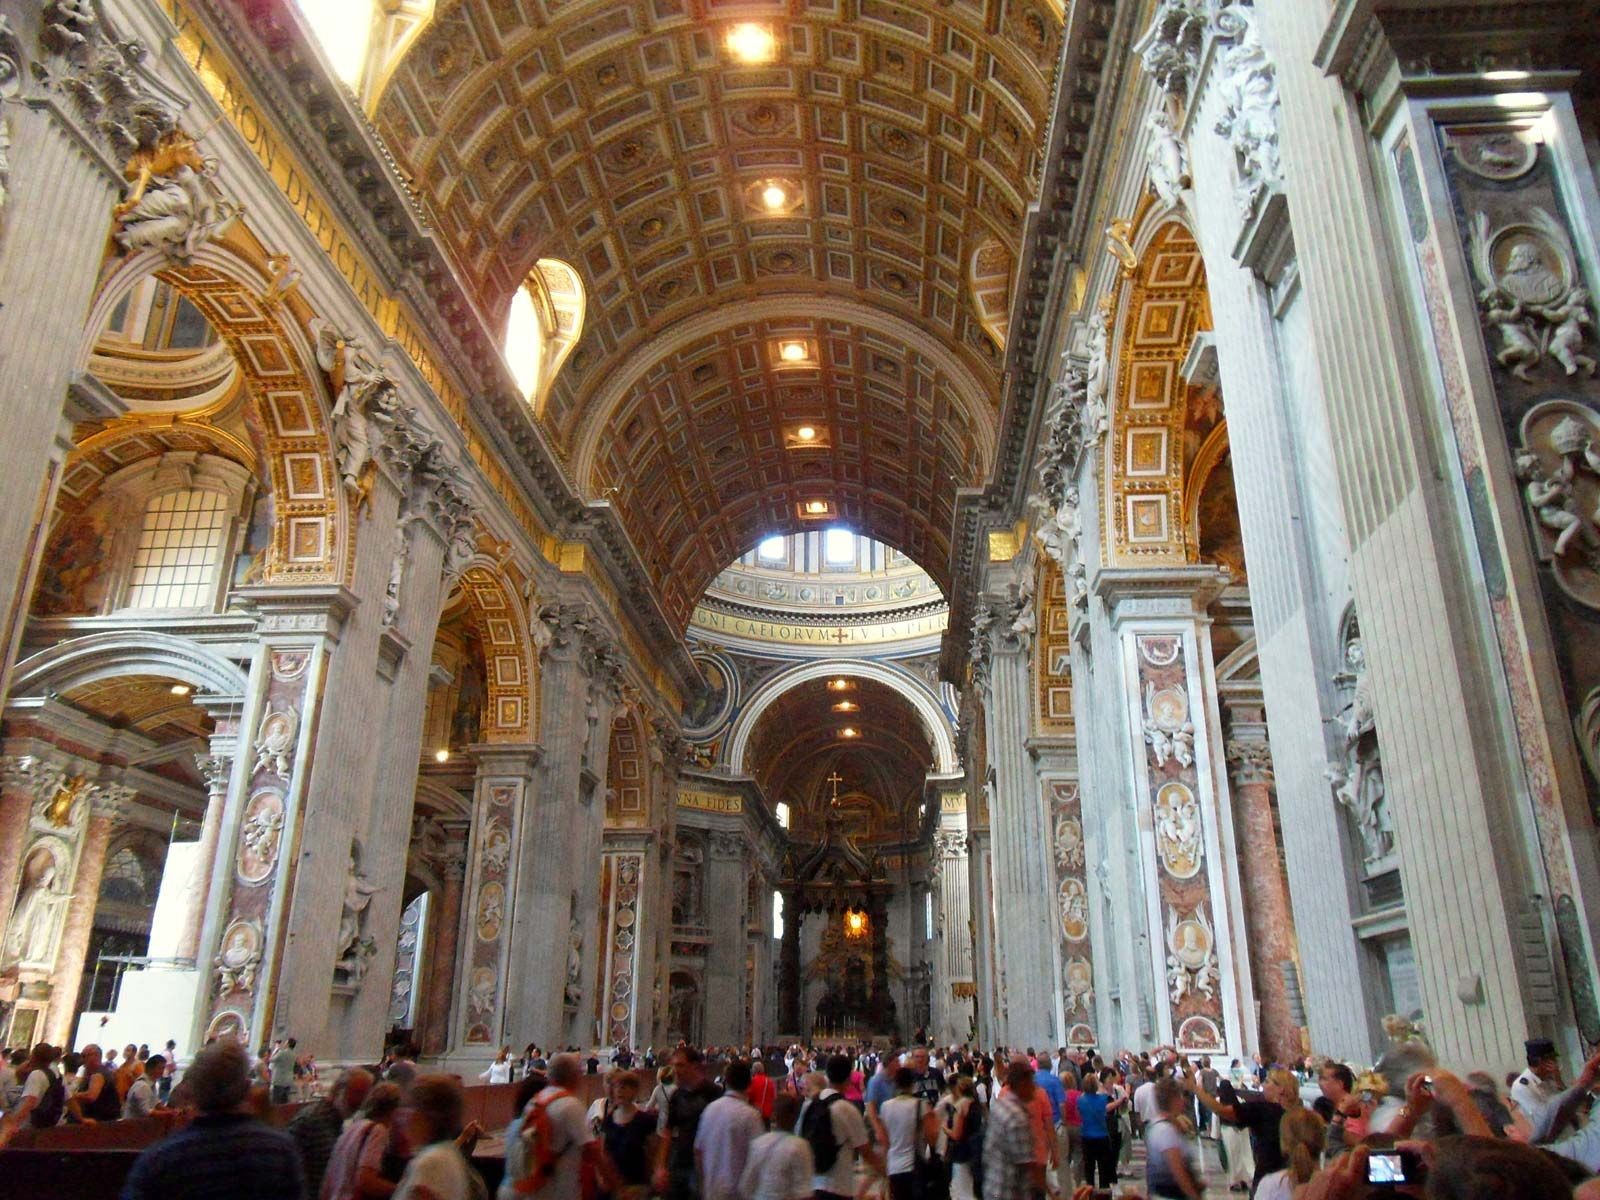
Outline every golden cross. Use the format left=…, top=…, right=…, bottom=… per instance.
left=826, top=771, right=844, bottom=805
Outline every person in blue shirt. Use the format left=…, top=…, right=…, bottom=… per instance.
left=1075, top=1073, right=1126, bottom=1187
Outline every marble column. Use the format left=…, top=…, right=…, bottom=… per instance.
left=422, top=845, right=466, bottom=1057
left=778, top=891, right=802, bottom=1035
left=869, top=894, right=890, bottom=1032
left=45, top=786, right=132, bottom=1046
left=702, top=830, right=746, bottom=1046
left=0, top=14, right=129, bottom=698
left=177, top=754, right=232, bottom=964
left=979, top=595, right=1064, bottom=1049
left=1224, top=736, right=1301, bottom=1065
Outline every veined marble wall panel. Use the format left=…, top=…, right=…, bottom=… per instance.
left=462, top=778, right=520, bottom=1048
left=1119, top=628, right=1244, bottom=1057
left=1045, top=778, right=1097, bottom=1047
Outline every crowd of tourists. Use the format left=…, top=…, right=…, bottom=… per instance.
left=2, top=1029, right=1600, bottom=1199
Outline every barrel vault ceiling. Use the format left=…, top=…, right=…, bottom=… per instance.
left=375, top=0, right=1062, bottom=625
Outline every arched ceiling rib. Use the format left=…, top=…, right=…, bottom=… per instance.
left=376, top=0, right=1061, bottom=628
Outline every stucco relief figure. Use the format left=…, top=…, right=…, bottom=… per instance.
left=237, top=792, right=286, bottom=883
left=563, top=913, right=583, bottom=1008
left=313, top=320, right=400, bottom=496
left=1518, top=407, right=1600, bottom=609
left=4, top=851, right=67, bottom=966
left=1147, top=105, right=1191, bottom=209
left=1133, top=0, right=1207, bottom=96
left=253, top=704, right=298, bottom=778
left=1471, top=209, right=1598, bottom=381
left=1143, top=683, right=1194, bottom=769
left=1059, top=877, right=1089, bottom=942
left=214, top=919, right=263, bottom=996
left=468, top=966, right=496, bottom=1016
left=113, top=128, right=240, bottom=261
left=382, top=519, right=412, bottom=628
left=1053, top=815, right=1084, bottom=873
left=1063, top=956, right=1094, bottom=1016
left=1165, top=905, right=1220, bottom=1005
left=480, top=820, right=510, bottom=874
left=1212, top=3, right=1282, bottom=218
left=1154, top=782, right=1203, bottom=879
left=1083, top=302, right=1112, bottom=435
left=335, top=842, right=381, bottom=984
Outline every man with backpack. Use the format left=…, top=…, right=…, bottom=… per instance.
left=805, top=1054, right=881, bottom=1200
left=0, top=1043, right=66, bottom=1145
left=508, top=1053, right=609, bottom=1200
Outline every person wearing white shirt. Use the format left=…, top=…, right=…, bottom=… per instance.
left=880, top=1069, right=939, bottom=1200
left=740, top=1093, right=814, bottom=1200
left=480, top=1047, right=514, bottom=1085
left=696, top=1062, right=766, bottom=1200
left=123, top=1054, right=163, bottom=1119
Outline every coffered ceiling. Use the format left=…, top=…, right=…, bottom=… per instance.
left=375, top=0, right=1061, bottom=622
left=744, top=675, right=935, bottom=840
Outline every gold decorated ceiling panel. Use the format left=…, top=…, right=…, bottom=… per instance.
left=590, top=315, right=984, bottom=626
left=374, top=0, right=1060, bottom=450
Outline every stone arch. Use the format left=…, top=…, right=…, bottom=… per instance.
left=1101, top=214, right=1213, bottom=566
left=452, top=558, right=537, bottom=742
left=78, top=238, right=348, bottom=585
left=726, top=659, right=957, bottom=774
left=10, top=631, right=250, bottom=704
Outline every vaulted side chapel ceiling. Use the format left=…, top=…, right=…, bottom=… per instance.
left=375, top=0, right=1062, bottom=626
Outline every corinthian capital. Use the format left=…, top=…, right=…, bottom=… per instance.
left=1224, top=738, right=1275, bottom=787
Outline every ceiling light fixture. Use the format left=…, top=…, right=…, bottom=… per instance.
left=833, top=700, right=858, bottom=712
left=779, top=341, right=807, bottom=363
left=827, top=678, right=851, bottom=691
left=169, top=684, right=192, bottom=696
left=839, top=726, right=859, bottom=738
left=795, top=425, right=816, bottom=441
left=804, top=499, right=829, bottom=515
left=761, top=183, right=787, bottom=211
left=435, top=748, right=450, bottom=763
left=727, top=23, right=777, bottom=64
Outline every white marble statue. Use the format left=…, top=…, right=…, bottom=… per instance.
left=1212, top=3, right=1283, bottom=218
left=335, top=842, right=381, bottom=982
left=1147, top=105, right=1191, bottom=209
left=114, top=146, right=240, bottom=261
left=4, top=859, right=66, bottom=965
left=313, top=320, right=399, bottom=495
left=564, top=914, right=583, bottom=1008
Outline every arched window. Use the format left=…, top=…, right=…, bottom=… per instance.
left=502, top=260, right=586, bottom=415
left=292, top=0, right=374, bottom=86
left=125, top=489, right=230, bottom=610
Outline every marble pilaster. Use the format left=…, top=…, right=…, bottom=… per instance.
left=967, top=829, right=998, bottom=1045
left=702, top=831, right=747, bottom=1046
left=0, top=15, right=128, bottom=700
left=1100, top=567, right=1255, bottom=1060
left=932, top=821, right=974, bottom=1046
left=981, top=610, right=1063, bottom=1049
left=462, top=745, right=539, bottom=1051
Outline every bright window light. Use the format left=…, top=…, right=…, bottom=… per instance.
left=824, top=527, right=855, bottom=564
left=504, top=284, right=545, bottom=399
left=925, top=891, right=934, bottom=940
left=772, top=890, right=785, bottom=940
left=759, top=535, right=786, bottom=561
left=293, top=0, right=373, bottom=87
left=775, top=801, right=790, bottom=829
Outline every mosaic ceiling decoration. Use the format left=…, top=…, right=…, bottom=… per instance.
left=375, top=0, right=1060, bottom=619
